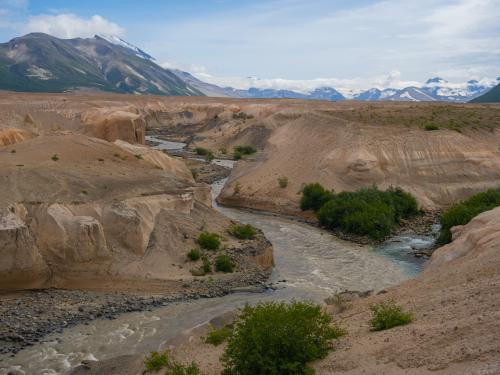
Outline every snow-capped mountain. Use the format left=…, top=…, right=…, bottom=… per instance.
left=352, top=88, right=397, bottom=100
left=96, top=34, right=155, bottom=61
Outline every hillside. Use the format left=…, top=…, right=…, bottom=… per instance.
left=471, top=83, right=500, bottom=103
left=0, top=33, right=203, bottom=96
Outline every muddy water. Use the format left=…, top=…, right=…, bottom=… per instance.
left=0, top=140, right=432, bottom=375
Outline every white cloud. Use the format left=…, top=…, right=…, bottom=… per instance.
left=24, top=13, right=125, bottom=39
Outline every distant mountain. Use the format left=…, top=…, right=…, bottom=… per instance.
left=213, top=77, right=495, bottom=103
left=470, top=83, right=500, bottom=103
left=0, top=33, right=203, bottom=96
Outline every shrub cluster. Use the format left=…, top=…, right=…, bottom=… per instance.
left=438, top=188, right=500, bottom=244
left=221, top=301, right=345, bottom=375
left=197, top=232, right=221, bottom=250
left=305, top=185, right=418, bottom=240
left=234, top=145, right=257, bottom=160
left=228, top=224, right=257, bottom=239
left=195, top=147, right=214, bottom=161
left=423, top=121, right=440, bottom=131
left=215, top=254, right=234, bottom=273
left=369, top=301, right=412, bottom=331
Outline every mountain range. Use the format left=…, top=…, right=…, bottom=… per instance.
left=0, top=33, right=498, bottom=103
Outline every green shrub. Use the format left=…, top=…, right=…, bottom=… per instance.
left=234, top=145, right=256, bottom=160
left=423, top=122, right=439, bottom=131
left=369, top=301, right=412, bottom=331
left=315, top=186, right=418, bottom=240
left=215, top=255, right=234, bottom=273
left=204, top=325, right=233, bottom=346
left=228, top=224, right=257, bottom=239
left=204, top=150, right=214, bottom=162
left=197, top=232, right=221, bottom=250
left=222, top=301, right=345, bottom=375
left=190, top=168, right=199, bottom=179
left=51, top=154, right=59, bottom=161
left=300, top=183, right=333, bottom=212
left=187, top=248, right=201, bottom=261
left=278, top=176, right=289, bottom=188
left=195, top=147, right=210, bottom=156
left=202, top=257, right=212, bottom=274
left=219, top=147, right=227, bottom=154
left=144, top=351, right=169, bottom=371
left=144, top=351, right=200, bottom=374
left=168, top=362, right=200, bottom=375
left=438, top=188, right=500, bottom=244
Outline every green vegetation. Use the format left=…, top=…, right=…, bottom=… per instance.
left=144, top=350, right=200, bottom=374
left=187, top=248, right=202, bottom=261
left=195, top=147, right=214, bottom=161
left=278, top=176, right=289, bottom=188
left=204, top=325, right=233, bottom=346
left=234, top=145, right=257, bottom=160
left=222, top=301, right=345, bottom=375
left=215, top=254, right=234, bottom=273
left=10, top=149, right=16, bottom=154
left=233, top=182, right=241, bottom=194
left=219, top=147, right=227, bottom=154
left=307, top=185, right=418, bottom=240
left=202, top=257, right=212, bottom=274
left=233, top=111, right=254, bottom=120
left=228, top=224, right=257, bottom=240
left=438, top=188, right=500, bottom=244
left=51, top=154, right=59, bottom=161
left=300, top=183, right=334, bottom=212
left=369, top=301, right=412, bottom=331
left=190, top=168, right=199, bottom=180
left=197, top=232, right=221, bottom=251
left=144, top=351, right=169, bottom=371
left=423, top=122, right=439, bottom=131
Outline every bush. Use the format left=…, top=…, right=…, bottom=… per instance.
left=144, top=351, right=169, bottom=371
left=315, top=185, right=418, bottom=240
left=222, top=301, right=345, bottom=375
left=215, top=254, right=234, bottom=273
left=278, top=176, right=289, bottom=188
left=300, top=183, right=333, bottom=212
left=438, top=188, right=500, bottom=244
left=197, top=232, right=221, bottom=250
left=187, top=248, right=201, bottom=261
left=234, top=145, right=256, bottom=160
left=144, top=351, right=200, bottom=374
left=369, top=301, right=412, bottom=331
left=195, top=147, right=210, bottom=156
left=204, top=325, right=233, bottom=346
left=228, top=224, right=257, bottom=239
left=51, top=154, right=59, bottom=161
left=190, top=168, right=199, bottom=179
left=202, top=257, right=212, bottom=274
left=423, top=122, right=439, bottom=131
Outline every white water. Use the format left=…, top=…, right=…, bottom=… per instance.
left=0, top=137, right=433, bottom=375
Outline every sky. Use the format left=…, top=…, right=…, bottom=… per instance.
left=0, top=0, right=499, bottom=92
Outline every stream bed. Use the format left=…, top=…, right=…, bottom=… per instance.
left=0, top=137, right=435, bottom=375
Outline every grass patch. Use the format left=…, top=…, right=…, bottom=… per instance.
left=222, top=301, right=345, bottom=375
left=278, top=176, right=289, bottom=188
left=228, top=224, right=257, bottom=240
left=313, top=185, right=419, bottom=240
left=369, top=301, right=412, bottom=331
left=202, top=257, right=212, bottom=274
left=438, top=188, right=500, bottom=244
left=204, top=325, right=233, bottom=346
left=197, top=232, right=221, bottom=251
left=215, top=254, right=234, bottom=273
left=187, top=248, right=201, bottom=261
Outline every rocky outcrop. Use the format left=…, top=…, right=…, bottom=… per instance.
left=0, top=128, right=35, bottom=146
left=80, top=107, right=146, bottom=144
left=0, top=206, right=50, bottom=290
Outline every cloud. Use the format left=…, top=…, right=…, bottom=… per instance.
left=24, top=13, right=125, bottom=39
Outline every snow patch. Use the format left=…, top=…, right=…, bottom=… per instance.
left=96, top=34, right=155, bottom=61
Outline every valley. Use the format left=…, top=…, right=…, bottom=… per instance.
left=0, top=92, right=499, bottom=374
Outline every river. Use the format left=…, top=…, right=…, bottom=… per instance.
left=0, top=136, right=434, bottom=375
